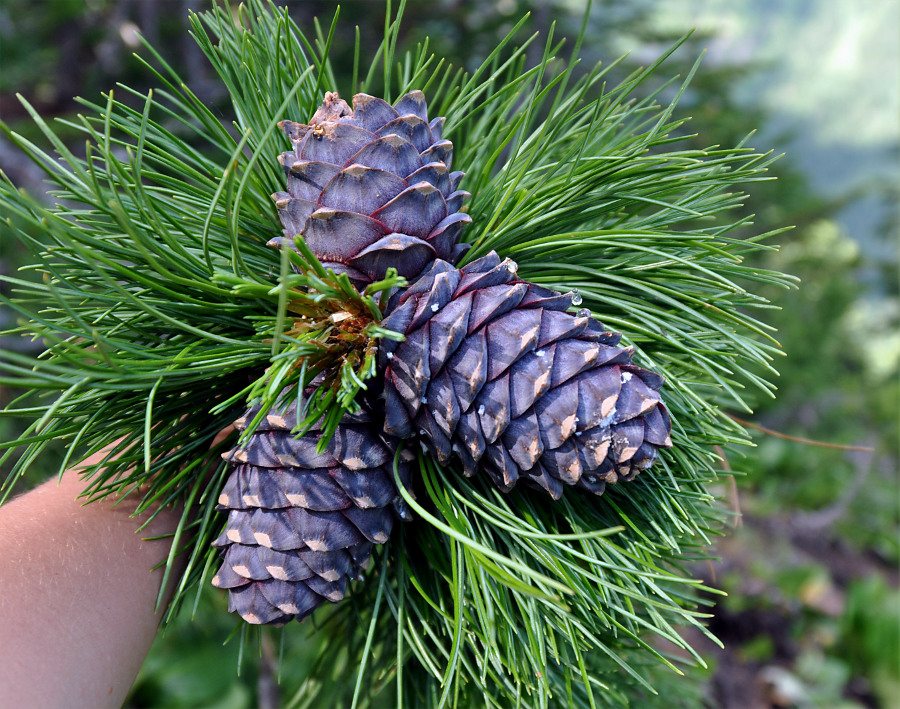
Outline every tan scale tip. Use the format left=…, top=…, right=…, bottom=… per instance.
left=618, top=446, right=640, bottom=462
left=561, top=414, right=577, bottom=440
left=343, top=163, right=369, bottom=177
left=520, top=327, right=539, bottom=350
left=379, top=133, right=407, bottom=147
left=569, top=460, right=584, bottom=476
left=411, top=181, right=438, bottom=194
left=600, top=395, right=618, bottom=419
left=584, top=440, right=611, bottom=467
left=310, top=208, right=339, bottom=220
left=267, top=566, right=289, bottom=581
left=639, top=397, right=657, bottom=414
left=265, top=414, right=287, bottom=428
left=533, top=369, right=551, bottom=395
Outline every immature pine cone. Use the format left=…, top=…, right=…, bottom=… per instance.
left=377, top=252, right=673, bottom=498
left=212, top=402, right=413, bottom=625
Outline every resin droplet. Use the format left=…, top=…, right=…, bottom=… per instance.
left=570, top=290, right=583, bottom=306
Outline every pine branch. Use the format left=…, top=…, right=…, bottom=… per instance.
left=0, top=0, right=793, bottom=706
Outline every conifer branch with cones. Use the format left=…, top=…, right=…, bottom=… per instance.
left=0, top=1, right=793, bottom=705
left=212, top=90, right=674, bottom=625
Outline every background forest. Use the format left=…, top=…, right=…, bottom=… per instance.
left=0, top=1, right=897, bottom=707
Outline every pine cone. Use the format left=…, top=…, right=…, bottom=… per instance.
left=271, top=90, right=471, bottom=285
left=377, top=252, right=673, bottom=499
left=212, top=402, right=414, bottom=625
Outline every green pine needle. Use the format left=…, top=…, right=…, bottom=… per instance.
left=0, top=0, right=795, bottom=705
left=209, top=235, right=406, bottom=449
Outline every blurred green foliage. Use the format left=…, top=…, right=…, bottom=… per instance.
left=744, top=217, right=899, bottom=561
left=838, top=575, right=900, bottom=705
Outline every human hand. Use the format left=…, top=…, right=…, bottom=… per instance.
left=0, top=430, right=233, bottom=709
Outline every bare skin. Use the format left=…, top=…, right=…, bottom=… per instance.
left=0, top=447, right=187, bottom=709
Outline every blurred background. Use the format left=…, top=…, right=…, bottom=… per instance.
left=1, top=1, right=897, bottom=707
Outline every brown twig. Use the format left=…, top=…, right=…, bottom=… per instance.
left=726, top=414, right=876, bottom=452
left=257, top=631, right=281, bottom=709
left=714, top=445, right=743, bottom=529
